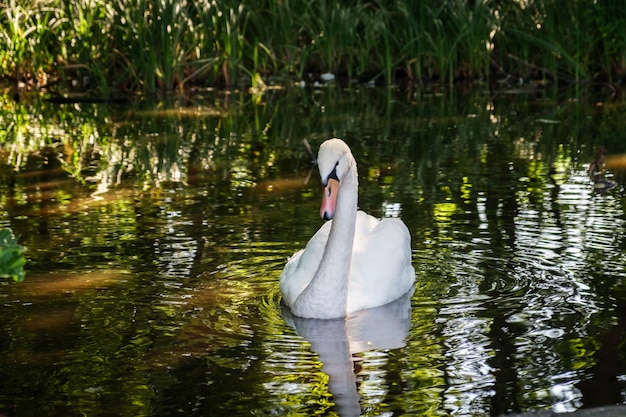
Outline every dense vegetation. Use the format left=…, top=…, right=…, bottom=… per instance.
left=1, top=0, right=626, bottom=94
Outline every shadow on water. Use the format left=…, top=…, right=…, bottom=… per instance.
left=1, top=87, right=626, bottom=416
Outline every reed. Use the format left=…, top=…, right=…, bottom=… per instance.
left=1, top=0, right=626, bottom=94
left=56, top=0, right=112, bottom=92
left=0, top=0, right=60, bottom=85
left=108, top=0, right=199, bottom=92
left=253, top=0, right=307, bottom=78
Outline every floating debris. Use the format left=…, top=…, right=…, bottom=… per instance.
left=320, top=72, right=335, bottom=82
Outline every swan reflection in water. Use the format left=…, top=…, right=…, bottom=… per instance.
left=282, top=288, right=413, bottom=417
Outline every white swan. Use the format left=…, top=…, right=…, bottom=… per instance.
left=280, top=138, right=415, bottom=319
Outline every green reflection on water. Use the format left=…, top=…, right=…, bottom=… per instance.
left=1, top=87, right=626, bottom=416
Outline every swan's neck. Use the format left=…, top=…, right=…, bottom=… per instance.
left=295, top=157, right=358, bottom=318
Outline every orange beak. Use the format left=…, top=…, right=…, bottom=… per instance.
left=320, top=178, right=339, bottom=220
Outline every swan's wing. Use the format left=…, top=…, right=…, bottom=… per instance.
left=279, top=221, right=332, bottom=308
left=347, top=212, right=415, bottom=312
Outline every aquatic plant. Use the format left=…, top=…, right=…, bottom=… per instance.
left=0, top=228, right=26, bottom=282
left=0, top=0, right=62, bottom=86
left=1, top=0, right=626, bottom=93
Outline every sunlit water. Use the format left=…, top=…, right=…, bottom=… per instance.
left=1, top=88, right=626, bottom=416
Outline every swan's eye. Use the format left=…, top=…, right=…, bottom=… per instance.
left=328, top=165, right=339, bottom=181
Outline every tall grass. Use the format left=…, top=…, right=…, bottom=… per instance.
left=0, top=0, right=62, bottom=85
left=108, top=0, right=199, bottom=92
left=1, top=0, right=626, bottom=94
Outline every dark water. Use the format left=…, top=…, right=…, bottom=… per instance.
left=1, top=87, right=626, bottom=417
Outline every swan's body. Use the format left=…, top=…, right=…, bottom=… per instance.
left=280, top=138, right=415, bottom=319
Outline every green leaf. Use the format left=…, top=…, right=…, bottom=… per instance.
left=0, top=228, right=27, bottom=282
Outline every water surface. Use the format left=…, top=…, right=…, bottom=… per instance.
left=1, top=87, right=626, bottom=416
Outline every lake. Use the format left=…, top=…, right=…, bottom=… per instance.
left=1, top=85, right=625, bottom=416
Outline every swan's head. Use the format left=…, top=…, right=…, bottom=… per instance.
left=317, top=138, right=353, bottom=220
